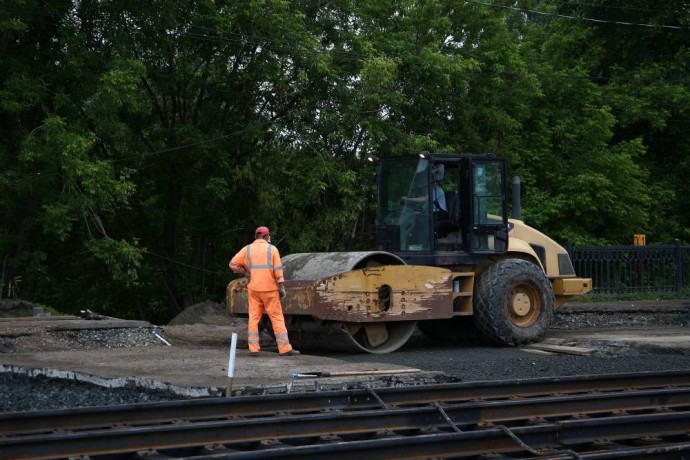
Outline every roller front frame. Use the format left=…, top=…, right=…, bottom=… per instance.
left=227, top=264, right=454, bottom=323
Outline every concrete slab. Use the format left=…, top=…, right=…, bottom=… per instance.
left=0, top=315, right=434, bottom=397
left=0, top=345, right=430, bottom=397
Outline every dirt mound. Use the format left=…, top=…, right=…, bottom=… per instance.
left=164, top=301, right=250, bottom=347
left=167, top=302, right=233, bottom=326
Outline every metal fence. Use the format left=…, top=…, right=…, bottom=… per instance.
left=566, top=240, right=689, bottom=298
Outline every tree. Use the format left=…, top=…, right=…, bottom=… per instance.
left=0, top=1, right=136, bottom=307
left=515, top=0, right=689, bottom=244
left=489, top=0, right=668, bottom=244
left=2, top=0, right=688, bottom=321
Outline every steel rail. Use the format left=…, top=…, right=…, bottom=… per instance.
left=179, top=412, right=690, bottom=459
left=3, top=385, right=690, bottom=459
left=127, top=412, right=690, bottom=459
left=3, top=368, right=690, bottom=436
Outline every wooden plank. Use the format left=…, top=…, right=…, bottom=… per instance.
left=521, top=348, right=555, bottom=356
left=293, top=368, right=421, bottom=379
left=523, top=343, right=595, bottom=356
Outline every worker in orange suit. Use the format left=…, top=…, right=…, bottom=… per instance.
left=229, top=226, right=300, bottom=357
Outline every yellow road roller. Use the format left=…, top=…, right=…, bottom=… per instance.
left=227, top=154, right=592, bottom=353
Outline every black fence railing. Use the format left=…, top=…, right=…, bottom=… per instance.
left=566, top=240, right=689, bottom=298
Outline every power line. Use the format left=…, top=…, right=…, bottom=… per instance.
left=144, top=249, right=230, bottom=276
left=113, top=123, right=270, bottom=163
left=181, top=22, right=690, bottom=83
left=497, top=70, right=690, bottom=85
left=180, top=25, right=690, bottom=85
left=467, top=0, right=690, bottom=30
left=182, top=26, right=370, bottom=63
left=0, top=172, right=46, bottom=177
left=540, top=0, right=679, bottom=15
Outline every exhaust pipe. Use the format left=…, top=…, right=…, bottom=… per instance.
left=512, top=175, right=521, bottom=220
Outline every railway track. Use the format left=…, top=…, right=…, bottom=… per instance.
left=3, top=370, right=690, bottom=459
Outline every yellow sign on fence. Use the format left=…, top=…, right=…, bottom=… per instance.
left=633, top=234, right=646, bottom=246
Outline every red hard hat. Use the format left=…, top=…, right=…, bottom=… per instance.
left=255, top=226, right=270, bottom=236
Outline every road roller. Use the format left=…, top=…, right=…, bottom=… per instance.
left=227, top=153, right=592, bottom=353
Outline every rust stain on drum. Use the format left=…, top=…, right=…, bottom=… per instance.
left=314, top=265, right=453, bottom=322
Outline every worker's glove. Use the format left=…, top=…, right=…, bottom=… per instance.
left=279, top=284, right=286, bottom=299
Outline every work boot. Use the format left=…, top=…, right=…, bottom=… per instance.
left=279, top=349, right=301, bottom=356
left=249, top=351, right=260, bottom=357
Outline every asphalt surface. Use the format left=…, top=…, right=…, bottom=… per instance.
left=326, top=325, right=690, bottom=382
left=331, top=300, right=690, bottom=381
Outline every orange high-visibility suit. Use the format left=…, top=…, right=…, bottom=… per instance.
left=229, top=239, right=294, bottom=354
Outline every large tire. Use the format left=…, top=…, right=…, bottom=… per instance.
left=473, top=258, right=554, bottom=346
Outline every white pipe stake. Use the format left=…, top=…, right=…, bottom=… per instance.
left=226, top=332, right=238, bottom=398
left=228, top=332, right=238, bottom=378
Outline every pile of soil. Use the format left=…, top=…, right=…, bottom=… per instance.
left=163, top=301, right=252, bottom=348
left=167, top=301, right=233, bottom=326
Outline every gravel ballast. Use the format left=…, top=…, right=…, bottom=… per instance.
left=0, top=373, right=183, bottom=412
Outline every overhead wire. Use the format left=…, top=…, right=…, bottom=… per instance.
left=466, top=0, right=690, bottom=30
left=538, top=0, right=680, bottom=15
left=144, top=249, right=230, bottom=275
left=181, top=25, right=370, bottom=63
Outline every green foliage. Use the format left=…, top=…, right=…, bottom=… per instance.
left=1, top=0, right=688, bottom=319
left=87, top=238, right=143, bottom=287
left=502, top=0, right=689, bottom=245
